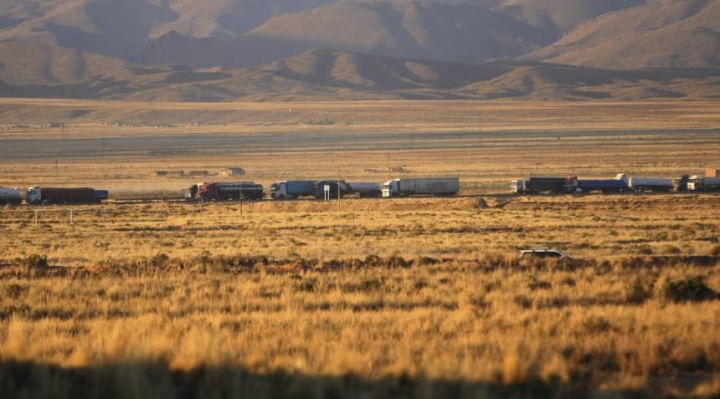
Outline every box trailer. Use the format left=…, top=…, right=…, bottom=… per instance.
left=382, top=177, right=459, bottom=197
left=26, top=187, right=106, bottom=204
left=196, top=182, right=263, bottom=201
left=270, top=180, right=316, bottom=200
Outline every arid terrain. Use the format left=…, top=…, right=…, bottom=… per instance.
left=1, top=99, right=719, bottom=397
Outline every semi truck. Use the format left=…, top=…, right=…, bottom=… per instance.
left=270, top=180, right=316, bottom=200
left=346, top=182, right=382, bottom=198
left=511, top=177, right=575, bottom=194
left=382, top=177, right=459, bottom=197
left=196, top=182, right=264, bottom=201
left=184, top=183, right=203, bottom=202
left=0, top=187, right=22, bottom=205
left=575, top=174, right=629, bottom=194
left=688, top=176, right=720, bottom=191
left=628, top=177, right=674, bottom=192
left=672, top=175, right=690, bottom=192
left=26, top=186, right=108, bottom=204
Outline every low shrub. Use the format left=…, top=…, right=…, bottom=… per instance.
left=24, top=254, right=48, bottom=276
left=638, top=245, right=653, bottom=255
left=711, top=245, right=720, bottom=257
left=416, top=256, right=440, bottom=266
left=150, top=252, right=169, bottom=268
left=659, top=277, right=716, bottom=302
left=295, top=280, right=316, bottom=293
left=526, top=276, right=552, bottom=291
left=342, top=277, right=383, bottom=293
left=625, top=277, right=654, bottom=304
left=582, top=316, right=614, bottom=334
left=5, top=284, right=28, bottom=299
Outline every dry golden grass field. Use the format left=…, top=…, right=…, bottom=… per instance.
left=1, top=99, right=720, bottom=398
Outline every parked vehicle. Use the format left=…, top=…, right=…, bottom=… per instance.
left=26, top=187, right=108, bottom=204
left=345, top=182, right=382, bottom=198
left=270, top=180, right=316, bottom=200
left=519, top=248, right=572, bottom=260
left=382, top=177, right=459, bottom=197
left=688, top=176, right=720, bottom=191
left=628, top=177, right=674, bottom=192
left=196, top=182, right=263, bottom=201
left=314, top=180, right=349, bottom=199
left=511, top=176, right=576, bottom=194
left=184, top=183, right=203, bottom=202
left=576, top=174, right=629, bottom=194
left=672, top=175, right=690, bottom=192
left=0, top=187, right=22, bottom=205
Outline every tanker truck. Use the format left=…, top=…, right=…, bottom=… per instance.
left=0, top=187, right=22, bottom=205
left=345, top=182, right=382, bottom=198
left=382, top=177, right=459, bottom=197
left=628, top=177, right=674, bottom=192
left=688, top=176, right=720, bottom=191
left=314, top=180, right=349, bottom=199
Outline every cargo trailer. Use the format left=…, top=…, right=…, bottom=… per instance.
left=382, top=177, right=459, bottom=197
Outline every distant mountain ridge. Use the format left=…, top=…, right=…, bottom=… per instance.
left=3, top=46, right=720, bottom=102
left=523, top=0, right=720, bottom=69
left=135, top=0, right=556, bottom=68
left=2, top=0, right=720, bottom=101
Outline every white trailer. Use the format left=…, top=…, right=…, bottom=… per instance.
left=0, top=187, right=22, bottom=205
left=382, top=177, right=459, bottom=197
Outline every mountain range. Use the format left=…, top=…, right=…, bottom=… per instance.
left=0, top=0, right=719, bottom=101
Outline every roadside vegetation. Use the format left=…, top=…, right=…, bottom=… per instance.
left=1, top=195, right=719, bottom=397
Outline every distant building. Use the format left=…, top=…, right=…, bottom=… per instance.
left=49, top=122, right=64, bottom=128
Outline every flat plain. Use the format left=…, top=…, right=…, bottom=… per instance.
left=1, top=99, right=719, bottom=398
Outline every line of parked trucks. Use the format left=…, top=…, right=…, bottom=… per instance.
left=511, top=171, right=720, bottom=195
left=0, top=177, right=460, bottom=205
left=185, top=177, right=461, bottom=202
left=3, top=170, right=719, bottom=205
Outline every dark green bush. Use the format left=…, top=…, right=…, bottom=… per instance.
left=660, top=277, right=716, bottom=302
